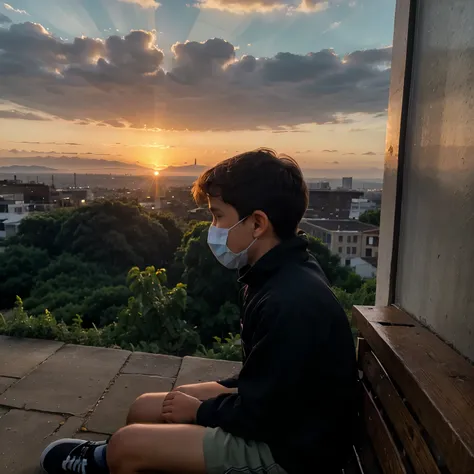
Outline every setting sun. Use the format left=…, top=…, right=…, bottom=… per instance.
left=154, top=171, right=159, bottom=176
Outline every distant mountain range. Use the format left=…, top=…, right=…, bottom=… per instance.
left=0, top=156, right=211, bottom=176
left=0, top=156, right=153, bottom=173
left=0, top=165, right=57, bottom=172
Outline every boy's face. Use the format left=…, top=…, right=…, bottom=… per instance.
left=208, top=196, right=257, bottom=255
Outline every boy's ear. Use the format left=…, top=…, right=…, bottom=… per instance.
left=252, top=210, right=270, bottom=237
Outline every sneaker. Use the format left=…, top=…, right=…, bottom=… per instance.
left=40, top=438, right=108, bottom=474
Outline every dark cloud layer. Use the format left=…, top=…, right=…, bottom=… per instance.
left=0, top=13, right=12, bottom=24
left=0, top=22, right=391, bottom=131
left=0, top=109, right=50, bottom=120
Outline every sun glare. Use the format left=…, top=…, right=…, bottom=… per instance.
left=154, top=171, right=159, bottom=176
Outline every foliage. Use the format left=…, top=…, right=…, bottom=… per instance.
left=306, top=235, right=363, bottom=291
left=0, top=245, right=50, bottom=309
left=1, top=268, right=200, bottom=356
left=0, top=298, right=114, bottom=347
left=112, top=266, right=200, bottom=355
left=22, top=254, right=128, bottom=326
left=172, top=222, right=241, bottom=344
left=55, top=201, right=171, bottom=271
left=332, top=279, right=376, bottom=318
left=196, top=333, right=242, bottom=362
left=151, top=212, right=184, bottom=264
left=13, top=209, right=72, bottom=254
left=359, top=209, right=381, bottom=227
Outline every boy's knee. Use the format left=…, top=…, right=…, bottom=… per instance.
left=127, top=392, right=167, bottom=425
left=127, top=393, right=147, bottom=424
left=107, top=425, right=135, bottom=470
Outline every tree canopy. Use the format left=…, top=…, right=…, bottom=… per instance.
left=359, top=209, right=381, bottom=227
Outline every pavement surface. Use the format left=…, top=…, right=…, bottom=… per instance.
left=0, top=336, right=241, bottom=473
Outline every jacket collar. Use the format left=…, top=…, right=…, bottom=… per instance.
left=238, top=233, right=309, bottom=289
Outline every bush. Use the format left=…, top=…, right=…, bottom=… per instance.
left=196, top=333, right=242, bottom=362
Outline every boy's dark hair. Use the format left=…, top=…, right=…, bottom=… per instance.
left=192, top=148, right=308, bottom=240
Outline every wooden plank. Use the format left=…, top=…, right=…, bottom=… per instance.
left=354, top=306, right=421, bottom=327
left=362, top=384, right=407, bottom=474
left=354, top=306, right=474, bottom=474
left=359, top=343, right=441, bottom=474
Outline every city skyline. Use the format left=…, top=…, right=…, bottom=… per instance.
left=0, top=0, right=395, bottom=177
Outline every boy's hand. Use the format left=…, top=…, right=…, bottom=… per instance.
left=162, top=391, right=202, bottom=424
left=174, top=381, right=237, bottom=400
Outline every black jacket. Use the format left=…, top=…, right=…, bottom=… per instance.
left=196, top=235, right=358, bottom=473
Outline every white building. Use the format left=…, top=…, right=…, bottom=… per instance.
left=349, top=199, right=378, bottom=220
left=0, top=198, right=30, bottom=240
left=350, top=257, right=378, bottom=279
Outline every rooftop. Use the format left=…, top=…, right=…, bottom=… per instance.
left=302, top=218, right=379, bottom=233
left=0, top=336, right=241, bottom=474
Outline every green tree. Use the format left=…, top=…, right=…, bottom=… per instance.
left=55, top=201, right=171, bottom=271
left=173, top=222, right=241, bottom=344
left=23, top=254, right=126, bottom=326
left=13, top=209, right=72, bottom=255
left=114, top=266, right=199, bottom=355
left=152, top=212, right=184, bottom=265
left=0, top=245, right=50, bottom=309
left=307, top=235, right=363, bottom=291
left=359, top=209, right=381, bottom=226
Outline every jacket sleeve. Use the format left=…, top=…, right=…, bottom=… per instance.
left=196, top=300, right=330, bottom=439
left=217, top=375, right=239, bottom=388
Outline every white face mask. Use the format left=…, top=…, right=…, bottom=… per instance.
left=207, top=217, right=257, bottom=270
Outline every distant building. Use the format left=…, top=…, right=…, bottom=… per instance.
left=51, top=188, right=92, bottom=207
left=0, top=196, right=30, bottom=239
left=350, top=257, right=378, bottom=279
left=299, top=218, right=379, bottom=266
left=0, top=180, right=50, bottom=204
left=342, top=177, right=353, bottom=190
left=308, top=181, right=331, bottom=190
left=364, top=189, right=382, bottom=206
left=349, top=198, right=378, bottom=220
left=306, top=189, right=364, bottom=219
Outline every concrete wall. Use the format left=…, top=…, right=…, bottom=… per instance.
left=395, top=0, right=474, bottom=361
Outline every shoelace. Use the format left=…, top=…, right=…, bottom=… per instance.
left=61, top=441, right=95, bottom=474
left=62, top=456, right=88, bottom=474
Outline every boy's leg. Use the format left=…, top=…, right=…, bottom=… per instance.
left=40, top=424, right=207, bottom=474
left=127, top=382, right=235, bottom=425
left=107, top=424, right=207, bottom=474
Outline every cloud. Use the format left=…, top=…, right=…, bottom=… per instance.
left=18, top=141, right=82, bottom=145
left=0, top=23, right=392, bottom=131
left=0, top=12, right=11, bottom=23
left=198, top=0, right=329, bottom=13
left=298, top=0, right=328, bottom=12
left=322, top=149, right=338, bottom=153
left=3, top=3, right=28, bottom=15
left=0, top=109, right=51, bottom=121
left=1, top=148, right=111, bottom=156
left=349, top=128, right=366, bottom=132
left=362, top=151, right=376, bottom=155
left=272, top=128, right=309, bottom=133
left=102, top=119, right=127, bottom=128
left=118, top=0, right=160, bottom=8
left=343, top=152, right=356, bottom=155
left=328, top=21, right=341, bottom=30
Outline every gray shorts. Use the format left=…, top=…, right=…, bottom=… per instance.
left=203, top=427, right=287, bottom=474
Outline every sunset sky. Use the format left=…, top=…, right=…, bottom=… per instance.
left=0, top=0, right=395, bottom=177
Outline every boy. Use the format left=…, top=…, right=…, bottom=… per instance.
left=41, top=149, right=359, bottom=474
